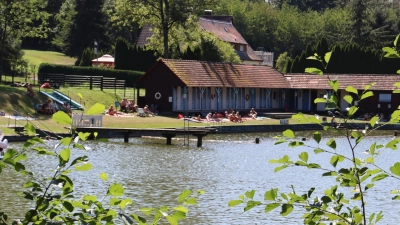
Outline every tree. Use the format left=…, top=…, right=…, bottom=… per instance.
left=114, top=0, right=217, bottom=58
left=53, top=0, right=110, bottom=58
left=79, top=47, right=95, bottom=67
left=0, top=0, right=49, bottom=82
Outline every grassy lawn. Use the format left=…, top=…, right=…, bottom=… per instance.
left=0, top=84, right=367, bottom=136
left=23, top=50, right=76, bottom=69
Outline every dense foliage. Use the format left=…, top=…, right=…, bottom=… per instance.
left=114, top=37, right=158, bottom=71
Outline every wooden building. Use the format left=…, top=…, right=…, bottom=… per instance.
left=135, top=59, right=290, bottom=113
left=285, top=73, right=400, bottom=116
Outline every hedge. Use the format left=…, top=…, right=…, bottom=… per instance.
left=38, top=63, right=144, bottom=87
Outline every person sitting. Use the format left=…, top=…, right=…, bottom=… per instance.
left=235, top=111, right=243, bottom=123
left=120, top=98, right=128, bottom=112
left=27, top=84, right=34, bottom=97
left=108, top=105, right=117, bottom=116
left=62, top=102, right=72, bottom=116
left=49, top=100, right=59, bottom=114
left=192, top=114, right=202, bottom=122
left=379, top=113, right=385, bottom=121
left=249, top=108, right=257, bottom=119
left=144, top=105, right=154, bottom=117
left=149, top=104, right=159, bottom=115
left=39, top=99, right=52, bottom=115
left=206, top=112, right=212, bottom=122
left=127, top=100, right=136, bottom=112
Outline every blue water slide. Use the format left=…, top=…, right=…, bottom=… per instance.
left=39, top=90, right=83, bottom=110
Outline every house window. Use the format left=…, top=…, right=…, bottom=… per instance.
left=239, top=45, right=244, bottom=52
left=379, top=93, right=391, bottom=102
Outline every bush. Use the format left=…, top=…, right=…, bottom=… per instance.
left=38, top=63, right=144, bottom=87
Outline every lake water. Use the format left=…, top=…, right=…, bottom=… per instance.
left=1, top=130, right=400, bottom=224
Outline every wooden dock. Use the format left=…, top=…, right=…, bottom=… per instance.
left=75, top=127, right=218, bottom=147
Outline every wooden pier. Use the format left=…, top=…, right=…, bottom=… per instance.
left=75, top=127, right=218, bottom=147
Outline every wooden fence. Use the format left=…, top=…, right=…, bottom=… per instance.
left=38, top=73, right=125, bottom=91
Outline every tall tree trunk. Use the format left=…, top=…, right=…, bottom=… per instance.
left=160, top=0, right=169, bottom=58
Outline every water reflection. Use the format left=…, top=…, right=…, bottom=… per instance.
left=1, top=130, right=399, bottom=224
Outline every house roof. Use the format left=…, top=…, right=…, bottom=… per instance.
left=199, top=17, right=261, bottom=62
left=137, top=24, right=153, bottom=47
left=137, top=59, right=290, bottom=88
left=285, top=73, right=400, bottom=90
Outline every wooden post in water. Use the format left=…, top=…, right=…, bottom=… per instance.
left=123, top=132, right=129, bottom=143
left=192, top=134, right=206, bottom=147
left=162, top=133, right=176, bottom=145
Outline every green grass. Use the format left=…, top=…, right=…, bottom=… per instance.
left=22, top=50, right=77, bottom=74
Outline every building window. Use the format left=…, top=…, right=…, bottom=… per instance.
left=239, top=45, right=244, bottom=52
left=379, top=93, right=391, bottom=102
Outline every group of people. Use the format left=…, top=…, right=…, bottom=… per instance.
left=120, top=98, right=137, bottom=113
left=363, top=112, right=385, bottom=121
left=224, top=109, right=243, bottom=123
left=38, top=100, right=72, bottom=116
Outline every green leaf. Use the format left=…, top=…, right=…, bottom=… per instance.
left=83, top=195, right=97, bottom=202
left=185, top=197, right=197, bottom=205
left=274, top=165, right=288, bottom=172
left=345, top=86, right=358, bottom=95
left=390, top=162, right=400, bottom=176
left=313, top=132, right=321, bottom=144
left=62, top=201, right=74, bottom=212
left=343, top=95, right=353, bottom=104
left=306, top=56, right=319, bottom=60
left=395, top=34, right=400, bottom=47
left=348, top=106, right=358, bottom=117
left=60, top=137, right=72, bottom=146
left=53, top=111, right=72, bottom=125
left=244, top=200, right=262, bottom=212
left=100, top=172, right=108, bottom=181
left=369, top=116, right=379, bottom=128
left=280, top=204, right=293, bottom=216
left=78, top=132, right=91, bottom=141
left=59, top=148, right=71, bottom=165
left=383, top=46, right=397, bottom=54
left=166, top=215, right=178, bottom=225
left=372, top=173, right=389, bottom=182
left=274, top=139, right=286, bottom=145
left=330, top=155, right=339, bottom=167
left=120, top=198, right=133, bottom=209
left=228, top=200, right=243, bottom=207
left=386, top=139, right=399, bottom=150
left=78, top=93, right=83, bottom=99
left=108, top=183, right=124, bottom=197
left=265, top=203, right=280, bottom=213
left=326, top=139, right=336, bottom=150
left=264, top=188, right=278, bottom=201
left=245, top=190, right=256, bottom=199
left=324, top=51, right=332, bottom=64
left=314, top=148, right=324, bottom=154
left=314, top=98, right=327, bottom=103
left=299, top=152, right=308, bottom=163
left=24, top=123, right=36, bottom=136
left=87, top=103, right=106, bottom=115
left=174, top=206, right=188, bottom=213
left=74, top=163, right=92, bottom=171
left=305, top=68, right=323, bottom=75
left=360, top=91, right=374, bottom=100
left=178, top=190, right=192, bottom=203
left=282, top=129, right=295, bottom=139
left=288, top=141, right=304, bottom=147
left=329, top=79, right=339, bottom=92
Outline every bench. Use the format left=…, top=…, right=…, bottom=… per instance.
left=72, top=114, right=103, bottom=127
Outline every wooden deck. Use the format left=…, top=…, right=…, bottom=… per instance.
left=75, top=127, right=218, bottom=147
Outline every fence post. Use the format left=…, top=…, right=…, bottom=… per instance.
left=90, top=77, right=93, bottom=90
left=100, top=77, right=103, bottom=91
left=114, top=78, right=117, bottom=95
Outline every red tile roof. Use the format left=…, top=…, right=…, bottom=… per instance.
left=137, top=24, right=153, bottom=47
left=286, top=73, right=400, bottom=90
left=199, top=17, right=261, bottom=62
left=142, top=59, right=290, bottom=88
